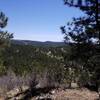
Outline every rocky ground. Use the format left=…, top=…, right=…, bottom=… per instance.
left=0, top=86, right=99, bottom=100
left=32, top=88, right=99, bottom=100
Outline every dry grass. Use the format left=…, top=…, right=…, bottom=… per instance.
left=0, top=71, right=38, bottom=94
left=54, top=88, right=99, bottom=100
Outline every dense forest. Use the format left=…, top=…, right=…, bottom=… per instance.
left=1, top=43, right=65, bottom=76
left=0, top=0, right=100, bottom=99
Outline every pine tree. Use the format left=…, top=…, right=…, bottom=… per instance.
left=61, top=0, right=100, bottom=90
left=0, top=12, right=13, bottom=47
left=0, top=12, right=13, bottom=75
left=61, top=0, right=100, bottom=44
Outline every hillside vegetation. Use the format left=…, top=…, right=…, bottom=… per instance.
left=1, top=43, right=65, bottom=76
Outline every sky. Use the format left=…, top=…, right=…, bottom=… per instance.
left=0, top=0, right=84, bottom=42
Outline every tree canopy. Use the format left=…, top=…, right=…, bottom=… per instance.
left=61, top=0, right=100, bottom=90
left=0, top=12, right=13, bottom=47
left=61, top=0, right=100, bottom=44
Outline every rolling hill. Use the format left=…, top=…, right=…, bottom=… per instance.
left=11, top=39, right=65, bottom=47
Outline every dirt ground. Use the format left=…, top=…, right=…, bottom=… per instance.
left=52, top=88, right=99, bottom=100
left=0, top=88, right=99, bottom=100
left=31, top=88, right=99, bottom=100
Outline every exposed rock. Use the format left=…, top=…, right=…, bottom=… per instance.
left=71, top=82, right=79, bottom=88
left=49, top=90, right=56, bottom=95
left=21, top=86, right=29, bottom=91
left=0, top=86, right=99, bottom=100
left=5, top=86, right=29, bottom=100
left=35, top=94, right=52, bottom=100
left=6, top=88, right=20, bottom=98
left=15, top=94, right=25, bottom=100
left=35, top=83, right=41, bottom=89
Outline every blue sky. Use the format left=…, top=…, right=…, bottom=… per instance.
left=0, top=0, right=84, bottom=42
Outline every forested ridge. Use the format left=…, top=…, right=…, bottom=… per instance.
left=0, top=0, right=100, bottom=99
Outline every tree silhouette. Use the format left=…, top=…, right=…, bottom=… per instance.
left=0, top=12, right=13, bottom=47
left=61, top=0, right=100, bottom=91
left=61, top=0, right=100, bottom=44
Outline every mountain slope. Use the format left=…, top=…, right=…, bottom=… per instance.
left=11, top=40, right=65, bottom=47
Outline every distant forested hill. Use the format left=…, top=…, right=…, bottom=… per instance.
left=11, top=40, right=65, bottom=47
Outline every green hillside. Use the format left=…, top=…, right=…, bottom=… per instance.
left=1, top=43, right=67, bottom=76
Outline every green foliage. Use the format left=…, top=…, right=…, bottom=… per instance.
left=0, top=59, right=6, bottom=75
left=62, top=0, right=100, bottom=43
left=0, top=12, right=13, bottom=75
left=0, top=12, right=13, bottom=47
left=61, top=0, right=100, bottom=88
left=1, top=44, right=65, bottom=76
